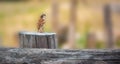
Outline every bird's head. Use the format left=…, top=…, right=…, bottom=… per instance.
left=40, top=14, right=46, bottom=20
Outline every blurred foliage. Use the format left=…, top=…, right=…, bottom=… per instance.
left=0, top=0, right=120, bottom=48
left=76, top=34, right=87, bottom=49
left=96, top=41, right=105, bottom=49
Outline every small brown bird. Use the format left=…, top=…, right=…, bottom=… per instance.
left=37, top=14, right=46, bottom=32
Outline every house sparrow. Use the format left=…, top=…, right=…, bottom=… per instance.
left=37, top=14, right=46, bottom=32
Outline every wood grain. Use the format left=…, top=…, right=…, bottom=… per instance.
left=19, top=32, right=57, bottom=49
left=0, top=48, right=119, bottom=64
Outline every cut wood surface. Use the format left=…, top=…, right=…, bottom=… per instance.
left=19, top=32, right=57, bottom=49
left=0, top=48, right=120, bottom=64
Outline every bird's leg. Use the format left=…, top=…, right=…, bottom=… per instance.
left=38, top=27, right=43, bottom=33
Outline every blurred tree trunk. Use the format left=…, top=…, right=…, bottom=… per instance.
left=104, top=4, right=114, bottom=48
left=67, top=0, right=77, bottom=49
left=51, top=0, right=59, bottom=32
left=52, top=0, right=69, bottom=48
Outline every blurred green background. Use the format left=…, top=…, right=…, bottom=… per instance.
left=0, top=0, right=120, bottom=49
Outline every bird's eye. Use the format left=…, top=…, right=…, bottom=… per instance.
left=43, top=16, right=46, bottom=19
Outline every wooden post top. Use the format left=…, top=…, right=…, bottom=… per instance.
left=19, top=31, right=57, bottom=48
left=19, top=31, right=56, bottom=35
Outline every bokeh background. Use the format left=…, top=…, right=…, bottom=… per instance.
left=0, top=0, right=120, bottom=49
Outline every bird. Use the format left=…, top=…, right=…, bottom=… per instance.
left=37, top=14, right=46, bottom=33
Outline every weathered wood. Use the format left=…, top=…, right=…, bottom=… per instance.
left=19, top=32, right=57, bottom=49
left=0, top=48, right=120, bottom=64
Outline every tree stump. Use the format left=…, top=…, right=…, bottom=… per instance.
left=19, top=32, right=57, bottom=49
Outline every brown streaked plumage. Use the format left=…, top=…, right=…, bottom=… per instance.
left=37, top=14, right=46, bottom=32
